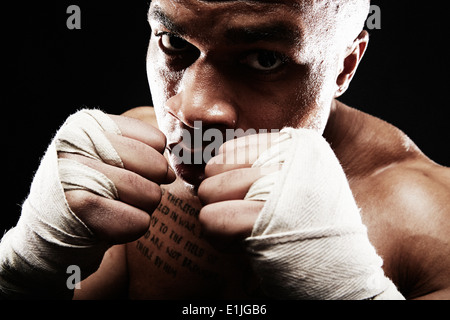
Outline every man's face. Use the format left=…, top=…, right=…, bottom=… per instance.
left=147, top=0, right=345, bottom=185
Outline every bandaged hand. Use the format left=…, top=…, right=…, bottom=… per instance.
left=199, top=128, right=404, bottom=300
left=0, top=110, right=175, bottom=299
left=198, top=132, right=283, bottom=249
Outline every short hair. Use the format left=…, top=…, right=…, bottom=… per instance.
left=335, top=0, right=371, bottom=41
left=196, top=0, right=371, bottom=46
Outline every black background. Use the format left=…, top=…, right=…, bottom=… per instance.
left=2, top=1, right=449, bottom=231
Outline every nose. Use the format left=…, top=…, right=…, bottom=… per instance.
left=165, top=62, right=238, bottom=130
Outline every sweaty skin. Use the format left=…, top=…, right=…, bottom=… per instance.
left=75, top=102, right=450, bottom=300
left=73, top=0, right=450, bottom=299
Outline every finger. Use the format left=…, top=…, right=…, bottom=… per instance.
left=108, top=114, right=167, bottom=154
left=60, top=153, right=162, bottom=213
left=121, top=106, right=159, bottom=128
left=65, top=190, right=150, bottom=244
left=218, top=132, right=281, bottom=156
left=198, top=166, right=280, bottom=205
left=205, top=132, right=282, bottom=178
left=205, top=146, right=253, bottom=178
left=199, top=200, right=263, bottom=241
left=104, top=132, right=176, bottom=184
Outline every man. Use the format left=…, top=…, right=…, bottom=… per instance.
left=1, top=0, right=449, bottom=300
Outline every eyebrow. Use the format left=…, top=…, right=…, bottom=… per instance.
left=224, top=23, right=300, bottom=46
left=149, top=6, right=301, bottom=47
left=149, top=7, right=187, bottom=36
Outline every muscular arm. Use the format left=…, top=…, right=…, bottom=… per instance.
left=411, top=164, right=450, bottom=299
left=356, top=160, right=450, bottom=299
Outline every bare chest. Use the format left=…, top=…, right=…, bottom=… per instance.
left=125, top=174, right=447, bottom=299
left=126, top=184, right=260, bottom=299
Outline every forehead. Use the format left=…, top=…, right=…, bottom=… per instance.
left=150, top=0, right=325, bottom=17
left=149, top=0, right=332, bottom=43
left=159, top=0, right=302, bottom=8
left=150, top=0, right=301, bottom=23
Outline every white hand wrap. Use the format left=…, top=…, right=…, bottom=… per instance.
left=244, top=128, right=405, bottom=300
left=0, top=110, right=122, bottom=299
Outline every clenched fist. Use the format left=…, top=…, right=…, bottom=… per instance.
left=197, top=132, right=282, bottom=248
left=0, top=109, right=175, bottom=298
left=60, top=113, right=176, bottom=244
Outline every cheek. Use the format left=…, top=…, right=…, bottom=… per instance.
left=240, top=67, right=328, bottom=132
left=146, top=45, right=183, bottom=130
left=146, top=41, right=184, bottom=104
left=285, top=62, right=336, bottom=132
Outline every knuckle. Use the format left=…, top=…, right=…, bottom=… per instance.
left=199, top=204, right=234, bottom=231
left=142, top=182, right=163, bottom=207
left=204, top=160, right=221, bottom=178
left=217, top=140, right=233, bottom=155
left=146, top=128, right=167, bottom=154
left=199, top=204, right=243, bottom=252
left=153, top=154, right=170, bottom=180
left=198, top=174, right=229, bottom=205
left=156, top=130, right=168, bottom=150
left=119, top=170, right=162, bottom=211
left=65, top=190, right=100, bottom=216
left=227, top=169, right=245, bottom=181
left=198, top=205, right=218, bottom=233
left=199, top=203, right=257, bottom=253
left=122, top=170, right=141, bottom=187
left=197, top=179, right=213, bottom=205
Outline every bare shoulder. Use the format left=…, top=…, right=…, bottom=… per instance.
left=122, top=106, right=159, bottom=128
left=355, top=155, right=450, bottom=299
left=332, top=102, right=450, bottom=299
left=363, top=157, right=450, bottom=212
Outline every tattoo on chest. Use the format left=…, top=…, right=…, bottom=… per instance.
left=134, top=188, right=221, bottom=282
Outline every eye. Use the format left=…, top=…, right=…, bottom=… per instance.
left=160, top=33, right=190, bottom=52
left=242, top=51, right=286, bottom=71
